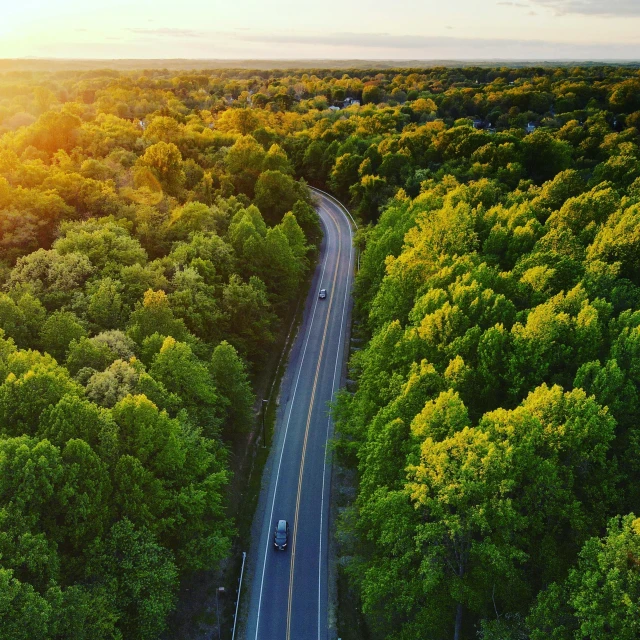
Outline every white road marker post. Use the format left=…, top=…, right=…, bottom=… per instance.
left=232, top=552, right=247, bottom=640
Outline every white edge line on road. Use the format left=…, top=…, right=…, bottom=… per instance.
left=318, top=196, right=354, bottom=640
left=254, top=207, right=333, bottom=640
left=310, top=186, right=359, bottom=229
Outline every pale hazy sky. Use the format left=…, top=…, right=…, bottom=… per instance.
left=1, top=0, right=639, bottom=60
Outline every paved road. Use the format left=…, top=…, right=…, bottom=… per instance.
left=241, top=190, right=354, bottom=640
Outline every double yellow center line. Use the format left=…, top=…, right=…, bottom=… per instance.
left=285, top=206, right=342, bottom=640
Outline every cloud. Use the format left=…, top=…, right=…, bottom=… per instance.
left=240, top=31, right=640, bottom=59
left=127, top=28, right=207, bottom=38
left=68, top=27, right=639, bottom=61
left=234, top=31, right=637, bottom=56
left=497, top=2, right=530, bottom=6
left=529, top=0, right=640, bottom=16
left=236, top=32, right=452, bottom=49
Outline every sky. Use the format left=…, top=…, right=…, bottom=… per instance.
left=1, top=0, right=640, bottom=60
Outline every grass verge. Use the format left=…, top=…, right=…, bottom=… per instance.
left=337, top=566, right=370, bottom=640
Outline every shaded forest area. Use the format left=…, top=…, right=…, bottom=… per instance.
left=0, top=68, right=318, bottom=639
left=1, top=64, right=640, bottom=638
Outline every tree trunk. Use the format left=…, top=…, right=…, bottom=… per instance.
left=454, top=602, right=463, bottom=640
left=453, top=540, right=467, bottom=640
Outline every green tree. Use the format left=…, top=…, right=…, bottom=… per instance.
left=127, top=289, right=189, bottom=345
left=149, top=336, right=219, bottom=436
left=9, top=249, right=94, bottom=309
left=362, top=84, right=384, bottom=104
left=109, top=394, right=231, bottom=568
left=263, top=143, right=293, bottom=174
left=25, top=110, right=82, bottom=156
left=253, top=170, right=308, bottom=224
left=169, top=268, right=224, bottom=343
left=55, top=438, right=111, bottom=552
left=65, top=336, right=117, bottom=377
left=54, top=219, right=147, bottom=273
left=407, top=424, right=527, bottom=639
left=90, top=519, right=178, bottom=640
left=166, top=201, right=218, bottom=241
left=210, top=340, right=255, bottom=436
left=136, top=141, right=185, bottom=196
left=0, top=351, right=83, bottom=436
left=521, top=130, right=572, bottom=182
left=40, top=311, right=87, bottom=363
left=86, top=278, right=124, bottom=330
left=529, top=514, right=640, bottom=640
left=302, top=140, right=328, bottom=183
left=48, top=585, right=119, bottom=640
left=224, top=135, right=265, bottom=197
left=279, top=211, right=309, bottom=262
left=587, top=205, right=640, bottom=283
left=0, top=292, right=46, bottom=349
left=0, top=569, right=51, bottom=640
left=292, top=200, right=322, bottom=247
left=330, top=153, right=364, bottom=201
left=38, top=394, right=118, bottom=457
left=222, top=275, right=276, bottom=361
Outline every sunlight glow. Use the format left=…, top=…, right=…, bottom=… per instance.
left=1, top=0, right=640, bottom=59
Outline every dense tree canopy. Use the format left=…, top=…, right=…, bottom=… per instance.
left=332, top=66, right=640, bottom=639
left=2, top=62, right=640, bottom=638
left=0, top=66, right=320, bottom=639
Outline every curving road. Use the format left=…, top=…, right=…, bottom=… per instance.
left=241, top=190, right=355, bottom=640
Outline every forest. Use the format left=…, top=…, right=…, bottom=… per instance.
left=0, top=67, right=318, bottom=639
left=1, top=63, right=640, bottom=638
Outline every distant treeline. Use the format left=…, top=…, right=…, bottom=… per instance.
left=3, top=59, right=640, bottom=72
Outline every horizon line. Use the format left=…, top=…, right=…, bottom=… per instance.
left=3, top=56, right=640, bottom=62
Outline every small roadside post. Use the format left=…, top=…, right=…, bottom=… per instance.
left=215, top=587, right=224, bottom=639
left=261, top=398, right=268, bottom=448
left=231, top=552, right=247, bottom=640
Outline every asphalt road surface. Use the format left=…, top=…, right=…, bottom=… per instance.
left=242, top=190, right=355, bottom=640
